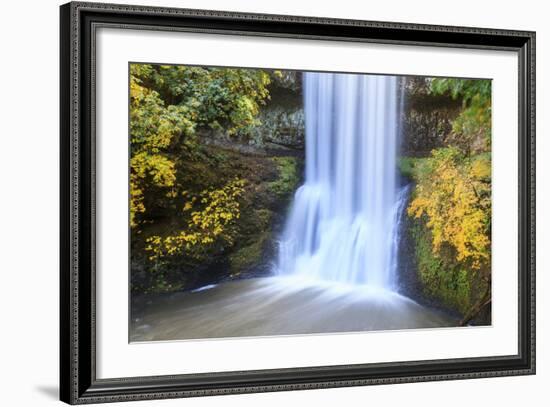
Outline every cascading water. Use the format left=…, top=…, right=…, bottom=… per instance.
left=277, top=72, right=404, bottom=290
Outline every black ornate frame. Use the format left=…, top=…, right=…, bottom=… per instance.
left=60, top=1, right=536, bottom=404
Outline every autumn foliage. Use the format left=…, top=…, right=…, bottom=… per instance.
left=408, top=148, right=491, bottom=271
left=405, top=78, right=492, bottom=317
left=145, top=178, right=246, bottom=261
left=130, top=64, right=271, bottom=263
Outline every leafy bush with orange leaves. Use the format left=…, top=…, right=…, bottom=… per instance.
left=406, top=148, right=492, bottom=315
left=408, top=147, right=491, bottom=272
left=129, top=63, right=270, bottom=229
left=145, top=178, right=246, bottom=261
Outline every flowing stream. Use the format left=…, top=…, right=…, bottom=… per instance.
left=131, top=72, right=455, bottom=342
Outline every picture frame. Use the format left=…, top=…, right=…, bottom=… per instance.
left=60, top=1, right=536, bottom=404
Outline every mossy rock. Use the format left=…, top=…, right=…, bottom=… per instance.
left=267, top=156, right=300, bottom=198
left=229, top=231, right=271, bottom=276
left=410, top=219, right=488, bottom=316
left=398, top=156, right=416, bottom=178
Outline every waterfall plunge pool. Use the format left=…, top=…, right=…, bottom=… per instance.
left=131, top=276, right=455, bottom=342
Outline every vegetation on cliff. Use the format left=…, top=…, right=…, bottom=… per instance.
left=130, top=64, right=303, bottom=293
left=403, top=78, right=492, bottom=323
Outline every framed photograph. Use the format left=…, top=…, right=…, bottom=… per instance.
left=60, top=1, right=535, bottom=404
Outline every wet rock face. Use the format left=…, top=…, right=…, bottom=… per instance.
left=201, top=70, right=305, bottom=151
left=401, top=77, right=461, bottom=157
left=251, top=106, right=305, bottom=150
left=248, top=71, right=305, bottom=150
left=255, top=74, right=460, bottom=156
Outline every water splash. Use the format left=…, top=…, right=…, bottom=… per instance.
left=277, top=72, right=404, bottom=289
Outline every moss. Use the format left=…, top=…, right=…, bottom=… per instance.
left=399, top=156, right=435, bottom=182
left=253, top=208, right=273, bottom=229
left=399, top=156, right=435, bottom=180
left=398, top=157, right=416, bottom=178
left=267, top=156, right=300, bottom=197
left=229, top=231, right=271, bottom=276
left=149, top=277, right=183, bottom=294
left=226, top=156, right=300, bottom=277
left=411, top=219, right=478, bottom=315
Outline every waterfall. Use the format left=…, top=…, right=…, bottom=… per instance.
left=277, top=72, right=404, bottom=290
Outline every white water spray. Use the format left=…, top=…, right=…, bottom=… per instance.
left=277, top=72, right=405, bottom=289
